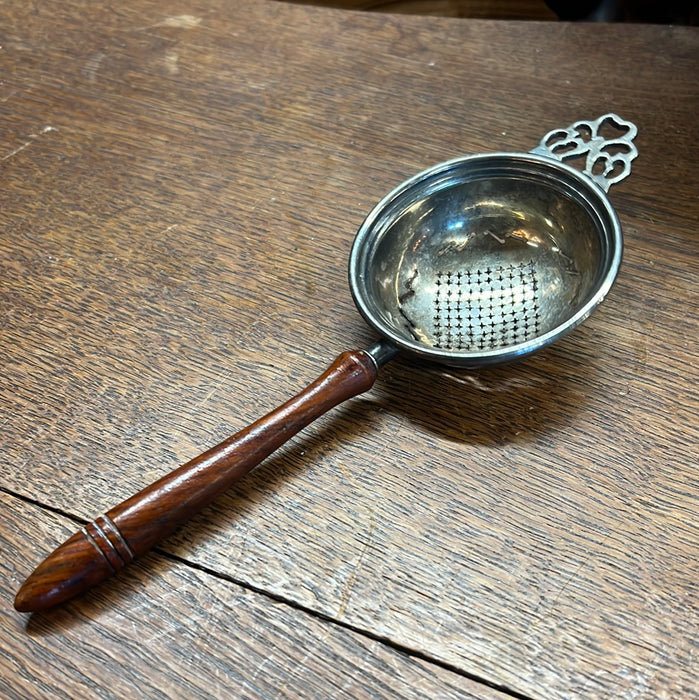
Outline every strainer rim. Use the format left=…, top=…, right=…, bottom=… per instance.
left=349, top=152, right=623, bottom=366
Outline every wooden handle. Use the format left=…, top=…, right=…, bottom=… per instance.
left=14, top=350, right=378, bottom=612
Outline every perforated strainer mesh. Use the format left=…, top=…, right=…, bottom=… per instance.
left=433, top=261, right=541, bottom=351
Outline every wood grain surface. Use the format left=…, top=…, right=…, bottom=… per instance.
left=2, top=493, right=506, bottom=699
left=1, top=1, right=697, bottom=698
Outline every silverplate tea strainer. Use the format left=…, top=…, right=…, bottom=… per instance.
left=15, top=114, right=638, bottom=612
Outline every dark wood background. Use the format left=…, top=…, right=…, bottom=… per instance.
left=287, top=0, right=698, bottom=22
left=1, top=1, right=697, bottom=697
left=285, top=0, right=558, bottom=19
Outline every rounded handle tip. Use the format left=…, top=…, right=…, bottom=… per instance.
left=14, top=528, right=118, bottom=612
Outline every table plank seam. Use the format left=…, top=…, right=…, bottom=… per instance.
left=159, top=549, right=537, bottom=700
left=3, top=486, right=533, bottom=700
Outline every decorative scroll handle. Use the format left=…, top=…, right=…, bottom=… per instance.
left=531, top=113, right=638, bottom=192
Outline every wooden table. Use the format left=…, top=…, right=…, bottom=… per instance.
left=1, top=1, right=697, bottom=697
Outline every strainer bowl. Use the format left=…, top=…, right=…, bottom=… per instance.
left=350, top=114, right=637, bottom=367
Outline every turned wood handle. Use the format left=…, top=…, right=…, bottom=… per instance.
left=14, top=350, right=378, bottom=612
